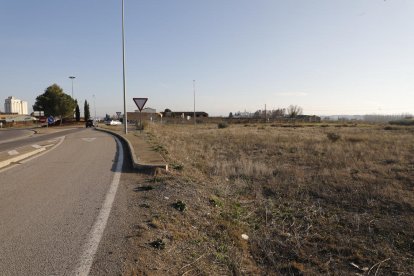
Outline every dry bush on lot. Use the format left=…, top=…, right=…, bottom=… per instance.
left=146, top=123, right=414, bottom=275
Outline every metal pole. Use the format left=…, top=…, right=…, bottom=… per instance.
left=122, top=0, right=127, bottom=134
left=69, top=76, right=76, bottom=121
left=93, top=94, right=96, bottom=120
left=69, top=76, right=75, bottom=98
left=140, top=111, right=142, bottom=132
left=193, top=80, right=196, bottom=126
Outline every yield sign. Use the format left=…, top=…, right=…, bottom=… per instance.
left=133, top=98, right=148, bottom=112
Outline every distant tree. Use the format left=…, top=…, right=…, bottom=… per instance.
left=229, top=112, right=233, bottom=118
left=253, top=110, right=264, bottom=118
left=33, top=84, right=76, bottom=124
left=271, top=108, right=286, bottom=118
left=75, top=100, right=80, bottom=122
left=84, top=100, right=91, bottom=121
left=105, top=114, right=111, bottom=121
left=287, top=105, right=303, bottom=118
left=164, top=108, right=172, bottom=117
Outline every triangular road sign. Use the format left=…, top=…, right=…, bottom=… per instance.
left=133, top=98, right=148, bottom=112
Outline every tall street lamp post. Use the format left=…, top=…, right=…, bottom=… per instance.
left=69, top=76, right=76, bottom=98
left=122, top=0, right=127, bottom=134
left=93, top=94, right=96, bottom=121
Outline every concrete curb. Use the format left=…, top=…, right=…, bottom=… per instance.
left=0, top=148, right=45, bottom=169
left=95, top=127, right=168, bottom=171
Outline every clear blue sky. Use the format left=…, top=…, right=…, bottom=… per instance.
left=1, top=0, right=413, bottom=116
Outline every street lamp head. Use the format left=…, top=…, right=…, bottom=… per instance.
left=69, top=76, right=76, bottom=79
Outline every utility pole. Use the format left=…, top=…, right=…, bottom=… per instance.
left=193, top=80, right=196, bottom=126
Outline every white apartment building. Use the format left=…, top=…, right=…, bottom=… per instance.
left=4, top=96, right=28, bottom=115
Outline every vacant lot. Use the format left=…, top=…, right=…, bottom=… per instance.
left=125, top=122, right=413, bottom=275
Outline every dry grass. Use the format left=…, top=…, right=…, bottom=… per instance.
left=133, top=123, right=414, bottom=275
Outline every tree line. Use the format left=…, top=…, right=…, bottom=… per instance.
left=230, top=105, right=303, bottom=118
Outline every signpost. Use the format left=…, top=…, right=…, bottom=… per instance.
left=133, top=98, right=148, bottom=111
left=47, top=116, right=54, bottom=128
left=133, top=98, right=148, bottom=130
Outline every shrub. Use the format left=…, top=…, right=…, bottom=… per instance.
left=327, top=132, right=341, bottom=142
left=149, top=239, right=166, bottom=250
left=136, top=120, right=148, bottom=130
left=346, top=137, right=364, bottom=143
left=171, top=163, right=184, bottom=171
left=172, top=200, right=187, bottom=211
left=389, top=119, right=414, bottom=126
left=218, top=122, right=228, bottom=129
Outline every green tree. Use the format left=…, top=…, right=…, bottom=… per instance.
left=33, top=84, right=76, bottom=123
left=84, top=100, right=91, bottom=121
left=75, top=100, right=80, bottom=122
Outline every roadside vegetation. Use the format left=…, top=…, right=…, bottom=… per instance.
left=122, top=122, right=413, bottom=275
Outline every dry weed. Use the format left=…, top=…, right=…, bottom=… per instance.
left=145, top=123, right=414, bottom=275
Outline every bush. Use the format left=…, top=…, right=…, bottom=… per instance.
left=172, top=200, right=186, bottom=211
left=389, top=119, right=414, bottom=126
left=218, top=122, right=228, bottom=129
left=136, top=120, right=148, bottom=130
left=327, top=132, right=341, bottom=142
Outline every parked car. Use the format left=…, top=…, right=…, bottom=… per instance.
left=106, top=120, right=122, bottom=126
left=85, top=119, right=94, bottom=128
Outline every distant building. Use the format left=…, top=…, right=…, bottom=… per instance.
left=4, top=96, right=28, bottom=115
left=161, top=111, right=208, bottom=118
left=139, top=107, right=156, bottom=113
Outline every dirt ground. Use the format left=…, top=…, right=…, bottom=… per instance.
left=109, top=122, right=413, bottom=275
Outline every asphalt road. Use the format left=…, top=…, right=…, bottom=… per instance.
left=0, top=128, right=123, bottom=275
left=0, top=128, right=82, bottom=152
left=0, top=129, right=34, bottom=144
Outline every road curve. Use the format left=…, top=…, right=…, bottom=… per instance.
left=0, top=128, right=82, bottom=152
left=0, top=128, right=122, bottom=275
left=0, top=129, right=34, bottom=144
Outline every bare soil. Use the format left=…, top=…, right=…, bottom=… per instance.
left=118, top=122, right=414, bottom=275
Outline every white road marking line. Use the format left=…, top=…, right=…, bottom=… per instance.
left=8, top=150, right=19, bottom=156
left=81, top=138, right=96, bottom=142
left=73, top=136, right=124, bottom=276
left=0, top=137, right=65, bottom=173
